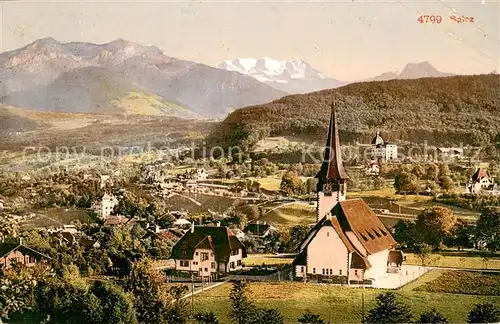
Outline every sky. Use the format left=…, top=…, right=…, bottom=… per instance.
left=1, top=0, right=499, bottom=81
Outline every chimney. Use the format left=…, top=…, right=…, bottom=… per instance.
left=155, top=225, right=160, bottom=233
left=217, top=222, right=221, bottom=227
left=190, top=222, right=195, bottom=233
left=263, top=221, right=266, bottom=225
left=19, top=237, right=23, bottom=246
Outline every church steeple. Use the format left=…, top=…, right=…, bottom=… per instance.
left=315, top=100, right=348, bottom=221
left=316, top=100, right=349, bottom=182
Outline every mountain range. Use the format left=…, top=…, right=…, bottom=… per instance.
left=216, top=58, right=454, bottom=93
left=0, top=38, right=286, bottom=118
left=216, top=58, right=345, bottom=94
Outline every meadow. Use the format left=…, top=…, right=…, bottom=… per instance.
left=191, top=270, right=500, bottom=323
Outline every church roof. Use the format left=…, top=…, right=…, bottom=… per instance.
left=295, top=199, right=396, bottom=266
left=333, top=199, right=396, bottom=255
left=371, top=132, right=385, bottom=146
left=315, top=100, right=349, bottom=181
left=471, top=168, right=490, bottom=182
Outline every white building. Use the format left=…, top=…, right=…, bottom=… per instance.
left=92, top=193, right=118, bottom=218
left=194, top=168, right=209, bottom=181
left=466, top=168, right=495, bottom=194
left=370, top=132, right=398, bottom=162
left=171, top=223, right=246, bottom=277
left=294, top=102, right=399, bottom=284
left=438, top=147, right=463, bottom=161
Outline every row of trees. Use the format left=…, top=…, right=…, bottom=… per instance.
left=393, top=206, right=500, bottom=253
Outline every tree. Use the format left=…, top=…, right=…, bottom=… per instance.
left=414, top=243, right=433, bottom=266
left=0, top=273, right=34, bottom=322
left=373, top=177, right=386, bottom=190
left=475, top=207, right=500, bottom=252
left=125, top=257, right=189, bottom=324
left=89, top=281, right=137, bottom=324
left=249, top=308, right=284, bottom=324
left=229, top=281, right=254, bottom=324
left=425, top=164, right=439, bottom=181
left=365, top=292, right=413, bottom=324
left=447, top=219, right=474, bottom=251
left=298, top=309, right=325, bottom=323
left=393, top=220, right=417, bottom=248
left=394, top=172, right=419, bottom=194
left=467, top=303, right=500, bottom=323
left=418, top=308, right=448, bottom=323
left=415, top=207, right=457, bottom=248
left=194, top=311, right=220, bottom=324
left=280, top=171, right=306, bottom=195
left=412, top=165, right=426, bottom=179
left=438, top=176, right=454, bottom=192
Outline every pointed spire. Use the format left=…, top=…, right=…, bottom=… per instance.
left=315, top=100, right=349, bottom=181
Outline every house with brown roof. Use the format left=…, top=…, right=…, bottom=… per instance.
left=466, top=168, right=495, bottom=194
left=293, top=101, right=399, bottom=284
left=0, top=239, right=51, bottom=270
left=170, top=223, right=246, bottom=277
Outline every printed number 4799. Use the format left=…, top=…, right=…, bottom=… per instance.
left=417, top=15, right=442, bottom=24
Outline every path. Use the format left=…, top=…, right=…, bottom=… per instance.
left=179, top=279, right=229, bottom=300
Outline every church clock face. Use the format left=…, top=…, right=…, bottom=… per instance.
left=323, top=183, right=333, bottom=194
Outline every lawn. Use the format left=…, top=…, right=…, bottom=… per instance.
left=243, top=254, right=295, bottom=267
left=404, top=252, right=500, bottom=270
left=192, top=273, right=500, bottom=323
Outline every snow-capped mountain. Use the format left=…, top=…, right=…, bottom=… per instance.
left=216, top=58, right=344, bottom=94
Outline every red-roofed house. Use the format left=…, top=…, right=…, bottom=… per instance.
left=293, top=101, right=399, bottom=284
left=466, top=168, right=495, bottom=194
left=170, top=224, right=246, bottom=277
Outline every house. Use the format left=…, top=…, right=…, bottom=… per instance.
left=99, top=175, right=113, bottom=189
left=243, top=222, right=277, bottom=240
left=103, top=216, right=137, bottom=226
left=365, top=160, right=380, bottom=176
left=173, top=218, right=192, bottom=230
left=438, top=147, right=463, bottom=160
left=92, top=193, right=118, bottom=219
left=293, top=102, right=399, bottom=284
left=466, top=168, right=495, bottom=194
left=369, top=132, right=398, bottom=162
left=194, top=168, right=209, bottom=181
left=170, top=223, right=246, bottom=277
left=0, top=239, right=51, bottom=270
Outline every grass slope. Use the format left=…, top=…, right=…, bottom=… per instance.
left=211, top=74, right=500, bottom=149
left=193, top=274, right=500, bottom=323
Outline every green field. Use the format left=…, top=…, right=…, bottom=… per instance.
left=243, top=254, right=295, bottom=267
left=415, top=270, right=500, bottom=296
left=192, top=271, right=500, bottom=323
left=404, top=252, right=500, bottom=270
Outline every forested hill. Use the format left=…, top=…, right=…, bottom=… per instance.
left=210, top=74, right=500, bottom=150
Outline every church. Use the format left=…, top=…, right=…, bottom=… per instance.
left=293, top=101, right=400, bottom=284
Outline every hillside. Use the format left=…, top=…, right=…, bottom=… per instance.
left=1, top=38, right=286, bottom=117
left=210, top=74, right=500, bottom=149
left=0, top=105, right=215, bottom=152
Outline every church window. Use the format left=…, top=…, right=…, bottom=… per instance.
left=322, top=269, right=325, bottom=275
left=339, top=269, right=342, bottom=275
left=313, top=268, right=316, bottom=274
left=355, top=270, right=358, bottom=276
left=329, top=269, right=332, bottom=275
left=327, top=232, right=329, bottom=237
